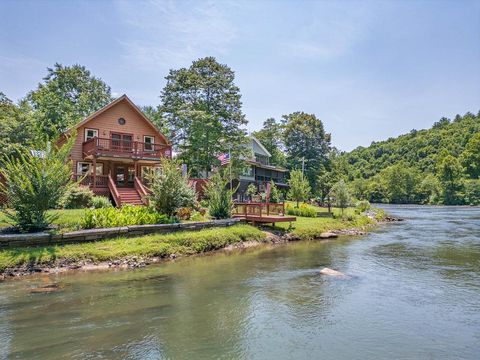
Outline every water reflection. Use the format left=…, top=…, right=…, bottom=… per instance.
left=0, top=205, right=479, bottom=359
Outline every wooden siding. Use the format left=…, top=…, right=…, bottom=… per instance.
left=69, top=98, right=168, bottom=173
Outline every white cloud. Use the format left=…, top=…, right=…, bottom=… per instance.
left=282, top=3, right=373, bottom=60
left=115, top=0, right=236, bottom=70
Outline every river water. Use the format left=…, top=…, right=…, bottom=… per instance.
left=0, top=205, right=479, bottom=359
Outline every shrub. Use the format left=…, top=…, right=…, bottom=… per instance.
left=175, top=207, right=192, bottom=220
left=355, top=200, right=371, bottom=214
left=59, top=185, right=94, bottom=209
left=90, top=196, right=112, bottom=209
left=148, top=158, right=196, bottom=216
left=287, top=170, right=311, bottom=207
left=286, top=203, right=317, bottom=218
left=204, top=172, right=235, bottom=219
left=0, top=136, right=73, bottom=232
left=330, top=179, right=352, bottom=215
left=246, top=183, right=257, bottom=199
left=81, top=205, right=175, bottom=229
left=268, top=180, right=281, bottom=203
left=190, top=210, right=207, bottom=222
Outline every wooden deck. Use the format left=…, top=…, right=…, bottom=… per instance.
left=232, top=202, right=296, bottom=225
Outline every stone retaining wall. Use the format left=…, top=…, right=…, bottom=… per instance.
left=0, top=219, right=240, bottom=249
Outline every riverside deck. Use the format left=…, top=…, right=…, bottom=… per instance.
left=232, top=202, right=296, bottom=226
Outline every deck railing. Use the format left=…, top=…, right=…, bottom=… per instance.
left=73, top=174, right=109, bottom=188
left=232, top=202, right=286, bottom=218
left=134, top=176, right=149, bottom=205
left=108, top=174, right=122, bottom=207
left=83, top=137, right=172, bottom=159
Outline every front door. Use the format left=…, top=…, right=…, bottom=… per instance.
left=114, top=165, right=135, bottom=187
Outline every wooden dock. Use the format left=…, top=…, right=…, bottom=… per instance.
left=232, top=202, right=296, bottom=226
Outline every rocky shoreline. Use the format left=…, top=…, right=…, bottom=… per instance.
left=0, top=220, right=393, bottom=282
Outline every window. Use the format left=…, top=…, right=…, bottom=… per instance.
left=84, top=128, right=99, bottom=142
left=111, top=133, right=133, bottom=150
left=118, top=117, right=126, bottom=125
left=76, top=162, right=103, bottom=175
left=144, top=136, right=155, bottom=151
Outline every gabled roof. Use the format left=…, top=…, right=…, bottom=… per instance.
left=251, top=135, right=271, bottom=157
left=64, top=94, right=170, bottom=145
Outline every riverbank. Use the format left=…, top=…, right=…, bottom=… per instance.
left=0, top=210, right=388, bottom=280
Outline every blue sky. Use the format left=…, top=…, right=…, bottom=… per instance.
left=1, top=0, right=479, bottom=151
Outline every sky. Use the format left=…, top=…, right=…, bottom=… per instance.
left=0, top=0, right=479, bottom=151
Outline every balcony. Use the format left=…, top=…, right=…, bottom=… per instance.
left=83, top=137, right=172, bottom=160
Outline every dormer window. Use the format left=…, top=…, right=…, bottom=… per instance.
left=85, top=128, right=98, bottom=141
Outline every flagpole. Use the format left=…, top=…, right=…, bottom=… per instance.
left=229, top=145, right=232, bottom=192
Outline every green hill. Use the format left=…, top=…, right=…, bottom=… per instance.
left=341, top=111, right=480, bottom=205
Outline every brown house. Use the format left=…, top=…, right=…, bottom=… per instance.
left=61, top=94, right=172, bottom=206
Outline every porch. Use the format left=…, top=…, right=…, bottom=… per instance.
left=83, top=137, right=172, bottom=160
left=73, top=159, right=153, bottom=207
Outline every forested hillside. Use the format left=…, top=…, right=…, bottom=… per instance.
left=341, top=112, right=480, bottom=205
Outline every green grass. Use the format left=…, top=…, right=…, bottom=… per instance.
left=0, top=209, right=86, bottom=232
left=271, top=207, right=376, bottom=240
left=0, top=224, right=266, bottom=272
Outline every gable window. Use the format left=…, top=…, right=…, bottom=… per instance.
left=76, top=162, right=103, bottom=176
left=85, top=128, right=99, bottom=142
left=144, top=136, right=155, bottom=151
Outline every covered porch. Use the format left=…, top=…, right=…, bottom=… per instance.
left=73, top=158, right=157, bottom=206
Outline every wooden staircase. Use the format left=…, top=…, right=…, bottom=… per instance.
left=117, top=188, right=144, bottom=206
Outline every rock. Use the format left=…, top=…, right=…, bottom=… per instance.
left=319, top=267, right=349, bottom=278
left=30, top=283, right=61, bottom=293
left=319, top=232, right=338, bottom=239
left=169, top=253, right=177, bottom=259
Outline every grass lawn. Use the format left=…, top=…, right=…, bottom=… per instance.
left=272, top=205, right=379, bottom=240
left=0, top=224, right=266, bottom=272
left=0, top=209, right=86, bottom=231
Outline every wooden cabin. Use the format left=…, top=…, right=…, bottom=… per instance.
left=61, top=95, right=172, bottom=206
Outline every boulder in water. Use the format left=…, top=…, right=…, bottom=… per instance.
left=319, top=267, right=349, bottom=278
left=319, top=232, right=338, bottom=239
left=30, top=283, right=61, bottom=293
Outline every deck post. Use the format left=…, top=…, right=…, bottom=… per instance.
left=92, top=156, right=97, bottom=190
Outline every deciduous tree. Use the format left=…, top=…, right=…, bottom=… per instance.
left=282, top=112, right=331, bottom=190
left=28, top=63, right=112, bottom=138
left=160, top=57, right=248, bottom=177
left=287, top=170, right=311, bottom=207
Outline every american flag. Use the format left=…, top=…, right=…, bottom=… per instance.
left=217, top=153, right=231, bottom=166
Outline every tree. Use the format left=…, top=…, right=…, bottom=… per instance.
left=204, top=171, right=235, bottom=219
left=28, top=63, right=112, bottom=138
left=148, top=158, right=196, bottom=216
left=282, top=112, right=331, bottom=190
left=461, top=133, right=480, bottom=179
left=252, top=118, right=286, bottom=167
left=378, top=164, right=421, bottom=203
left=160, top=57, right=248, bottom=177
left=330, top=179, right=351, bottom=215
left=287, top=170, right=311, bottom=207
left=0, top=93, right=37, bottom=162
left=268, top=180, right=281, bottom=203
left=317, top=150, right=345, bottom=212
left=141, top=105, right=171, bottom=137
left=437, top=155, right=465, bottom=205
left=246, top=183, right=257, bottom=200
left=0, top=136, right=74, bottom=232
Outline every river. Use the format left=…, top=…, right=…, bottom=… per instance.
left=0, top=205, right=479, bottom=359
